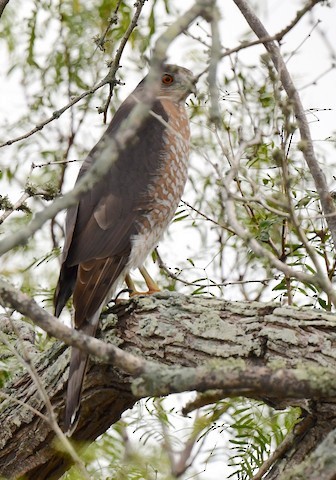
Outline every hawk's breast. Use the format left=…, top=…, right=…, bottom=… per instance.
left=127, top=99, right=190, bottom=270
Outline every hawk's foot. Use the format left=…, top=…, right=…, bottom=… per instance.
left=125, top=267, right=161, bottom=297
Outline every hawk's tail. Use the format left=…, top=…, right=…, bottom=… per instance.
left=64, top=347, right=89, bottom=434
left=64, top=308, right=101, bottom=435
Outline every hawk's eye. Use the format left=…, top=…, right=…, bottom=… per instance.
left=162, top=74, right=174, bottom=85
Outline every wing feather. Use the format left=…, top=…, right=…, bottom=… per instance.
left=73, top=255, right=127, bottom=326
left=66, top=98, right=168, bottom=264
left=54, top=98, right=168, bottom=315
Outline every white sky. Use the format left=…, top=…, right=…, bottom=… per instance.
left=1, top=1, right=336, bottom=478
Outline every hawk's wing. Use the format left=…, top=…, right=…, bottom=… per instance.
left=54, top=97, right=169, bottom=317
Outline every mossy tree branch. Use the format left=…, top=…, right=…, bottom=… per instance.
left=1, top=292, right=336, bottom=478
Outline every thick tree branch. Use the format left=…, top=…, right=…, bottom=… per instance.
left=277, top=429, right=336, bottom=480
left=2, top=279, right=336, bottom=402
left=1, top=291, right=336, bottom=477
left=0, top=278, right=145, bottom=375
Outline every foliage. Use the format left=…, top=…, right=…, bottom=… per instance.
left=0, top=0, right=335, bottom=478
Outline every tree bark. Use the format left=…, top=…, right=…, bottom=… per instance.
left=1, top=292, right=336, bottom=479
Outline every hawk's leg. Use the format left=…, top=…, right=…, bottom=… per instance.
left=125, top=266, right=161, bottom=296
left=139, top=266, right=161, bottom=293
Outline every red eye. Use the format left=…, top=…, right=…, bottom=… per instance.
left=162, top=74, right=174, bottom=85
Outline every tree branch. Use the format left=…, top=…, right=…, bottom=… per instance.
left=0, top=0, right=10, bottom=19
left=0, top=278, right=145, bottom=376
left=0, top=0, right=146, bottom=148
left=277, top=428, right=336, bottom=480
left=2, top=278, right=336, bottom=401
left=233, top=0, right=336, bottom=251
left=0, top=0, right=214, bottom=258
left=2, top=292, right=336, bottom=478
left=221, top=0, right=324, bottom=59
left=99, top=0, right=146, bottom=122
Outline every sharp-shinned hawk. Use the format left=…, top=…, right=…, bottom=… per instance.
left=54, top=64, right=196, bottom=433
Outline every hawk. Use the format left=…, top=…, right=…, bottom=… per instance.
left=54, top=64, right=196, bottom=433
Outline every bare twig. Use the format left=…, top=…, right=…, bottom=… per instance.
left=93, top=0, right=122, bottom=52
left=155, top=248, right=274, bottom=288
left=0, top=329, right=90, bottom=478
left=0, top=0, right=10, bottom=19
left=0, top=0, right=215, bottom=258
left=0, top=84, right=104, bottom=148
left=191, top=0, right=324, bottom=80
left=181, top=199, right=235, bottom=233
left=233, top=0, right=336, bottom=252
left=0, top=391, right=48, bottom=421
left=312, top=10, right=336, bottom=61
left=300, top=64, right=336, bottom=91
left=207, top=5, right=221, bottom=125
left=286, top=19, right=321, bottom=64
left=172, top=415, right=200, bottom=476
left=222, top=0, right=324, bottom=59
left=99, top=0, right=147, bottom=122
left=0, top=0, right=146, bottom=148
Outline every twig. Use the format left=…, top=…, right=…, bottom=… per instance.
left=158, top=402, right=178, bottom=477
left=155, top=248, right=274, bottom=288
left=0, top=391, right=48, bottom=422
left=100, top=0, right=147, bottom=122
left=93, top=0, right=122, bottom=52
left=191, top=0, right=324, bottom=73
left=300, top=64, right=336, bottom=91
left=0, top=0, right=146, bottom=148
left=32, top=158, right=79, bottom=168
left=0, top=330, right=90, bottom=478
left=180, top=199, right=235, bottom=233
left=251, top=414, right=315, bottom=480
left=221, top=0, right=324, bottom=59
left=229, top=192, right=290, bottom=218
left=0, top=192, right=30, bottom=225
left=207, top=5, right=221, bottom=125
left=0, top=0, right=215, bottom=258
left=233, top=0, right=336, bottom=253
left=286, top=20, right=321, bottom=64
left=172, top=414, right=200, bottom=476
left=312, top=10, right=336, bottom=61
left=0, top=0, right=10, bottom=19
left=150, top=0, right=215, bottom=71
left=0, top=84, right=104, bottom=148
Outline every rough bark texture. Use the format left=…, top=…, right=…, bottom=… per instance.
left=1, top=292, right=336, bottom=479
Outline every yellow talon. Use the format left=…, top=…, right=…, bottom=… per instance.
left=125, top=266, right=161, bottom=296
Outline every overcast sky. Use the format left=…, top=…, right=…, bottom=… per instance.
left=1, top=1, right=336, bottom=478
